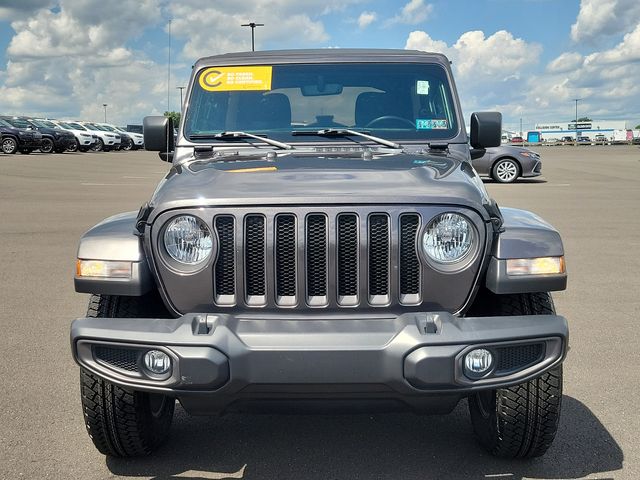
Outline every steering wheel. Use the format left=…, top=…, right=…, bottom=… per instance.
left=365, top=116, right=415, bottom=128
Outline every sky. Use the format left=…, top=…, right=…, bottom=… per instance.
left=0, top=0, right=639, bottom=131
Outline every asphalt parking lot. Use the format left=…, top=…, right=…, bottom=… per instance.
left=1, top=146, right=639, bottom=479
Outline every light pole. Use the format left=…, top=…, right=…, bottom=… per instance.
left=102, top=104, right=108, bottom=123
left=241, top=22, right=264, bottom=51
left=167, top=19, right=172, bottom=112
left=520, top=118, right=523, bottom=138
left=177, top=86, right=186, bottom=111
left=573, top=98, right=582, bottom=145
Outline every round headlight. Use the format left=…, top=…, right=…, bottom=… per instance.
left=163, top=215, right=213, bottom=265
left=422, top=212, right=474, bottom=264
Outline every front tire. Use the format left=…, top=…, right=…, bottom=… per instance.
left=467, top=292, right=563, bottom=458
left=79, top=294, right=174, bottom=457
left=492, top=158, right=520, bottom=183
left=2, top=136, right=18, bottom=154
left=67, top=139, right=79, bottom=152
left=40, top=137, right=54, bottom=153
left=92, top=138, right=104, bottom=152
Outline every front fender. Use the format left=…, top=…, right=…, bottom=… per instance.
left=75, top=211, right=153, bottom=296
left=486, top=207, right=566, bottom=294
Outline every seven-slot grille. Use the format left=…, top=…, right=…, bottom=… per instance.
left=212, top=211, right=422, bottom=308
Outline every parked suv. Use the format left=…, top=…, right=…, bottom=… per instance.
left=0, top=117, right=43, bottom=154
left=49, top=120, right=97, bottom=152
left=56, top=121, right=100, bottom=152
left=79, top=122, right=119, bottom=151
left=22, top=118, right=76, bottom=153
left=71, top=49, right=568, bottom=459
left=112, top=124, right=145, bottom=150
left=96, top=123, right=136, bottom=150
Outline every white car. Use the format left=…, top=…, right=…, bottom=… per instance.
left=47, top=120, right=96, bottom=152
left=79, top=122, right=120, bottom=151
left=97, top=123, right=143, bottom=150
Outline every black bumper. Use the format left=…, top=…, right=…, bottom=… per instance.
left=54, top=136, right=76, bottom=149
left=71, top=312, right=568, bottom=414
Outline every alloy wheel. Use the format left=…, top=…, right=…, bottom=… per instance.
left=40, top=138, right=54, bottom=154
left=2, top=138, right=18, bottom=154
left=494, top=160, right=519, bottom=183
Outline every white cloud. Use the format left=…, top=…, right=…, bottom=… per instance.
left=357, top=11, right=377, bottom=29
left=406, top=29, right=546, bottom=120
left=583, top=23, right=640, bottom=64
left=406, top=30, right=541, bottom=81
left=571, top=0, right=640, bottom=42
left=546, top=52, right=584, bottom=73
left=169, top=0, right=360, bottom=60
left=388, top=0, right=433, bottom=26
left=408, top=24, right=640, bottom=125
left=0, top=0, right=165, bottom=124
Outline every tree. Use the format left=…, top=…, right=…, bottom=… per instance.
left=164, top=111, right=181, bottom=126
left=577, top=116, right=592, bottom=122
left=635, top=124, right=640, bottom=130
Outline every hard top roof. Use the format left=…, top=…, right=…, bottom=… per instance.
left=194, top=48, right=450, bottom=69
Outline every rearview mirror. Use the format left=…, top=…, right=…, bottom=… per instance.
left=143, top=116, right=175, bottom=160
left=470, top=112, right=502, bottom=149
left=301, top=83, right=343, bottom=96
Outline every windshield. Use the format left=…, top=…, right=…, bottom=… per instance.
left=38, top=120, right=58, bottom=128
left=185, top=62, right=459, bottom=144
left=3, top=117, right=32, bottom=129
left=68, top=123, right=87, bottom=130
left=31, top=119, right=55, bottom=129
left=101, top=125, right=117, bottom=132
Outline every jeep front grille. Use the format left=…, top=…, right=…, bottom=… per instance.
left=212, top=210, right=423, bottom=308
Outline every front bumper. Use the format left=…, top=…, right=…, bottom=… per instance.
left=71, top=312, right=567, bottom=414
left=522, top=159, right=542, bottom=177
left=54, top=136, right=76, bottom=149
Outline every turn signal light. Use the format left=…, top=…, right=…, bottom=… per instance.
left=76, top=259, right=132, bottom=278
left=506, top=256, right=565, bottom=276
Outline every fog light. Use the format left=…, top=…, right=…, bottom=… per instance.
left=143, top=350, right=171, bottom=375
left=464, top=348, right=493, bottom=376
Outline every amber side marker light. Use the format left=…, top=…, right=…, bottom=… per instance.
left=506, top=256, right=565, bottom=276
left=76, top=259, right=132, bottom=278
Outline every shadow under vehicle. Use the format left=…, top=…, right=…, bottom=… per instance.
left=105, top=395, right=622, bottom=480
left=70, top=49, right=569, bottom=460
left=0, top=116, right=43, bottom=154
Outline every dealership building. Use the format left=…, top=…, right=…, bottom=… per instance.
left=531, top=120, right=635, bottom=141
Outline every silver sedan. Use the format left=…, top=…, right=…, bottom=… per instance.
left=472, top=145, right=542, bottom=183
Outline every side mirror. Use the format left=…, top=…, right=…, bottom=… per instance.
left=470, top=112, right=502, bottom=149
left=143, top=116, right=175, bottom=160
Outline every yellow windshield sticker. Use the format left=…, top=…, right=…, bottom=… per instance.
left=199, top=66, right=272, bottom=92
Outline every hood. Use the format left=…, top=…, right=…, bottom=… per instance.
left=36, top=126, right=74, bottom=137
left=149, top=151, right=490, bottom=219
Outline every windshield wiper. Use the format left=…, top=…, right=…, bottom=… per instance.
left=190, top=131, right=294, bottom=150
left=292, top=128, right=402, bottom=150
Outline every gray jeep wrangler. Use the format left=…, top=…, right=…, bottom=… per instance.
left=71, top=49, right=568, bottom=458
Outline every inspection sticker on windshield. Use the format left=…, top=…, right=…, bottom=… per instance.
left=416, top=80, right=430, bottom=95
left=199, top=66, right=272, bottom=92
left=416, top=119, right=448, bottom=130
